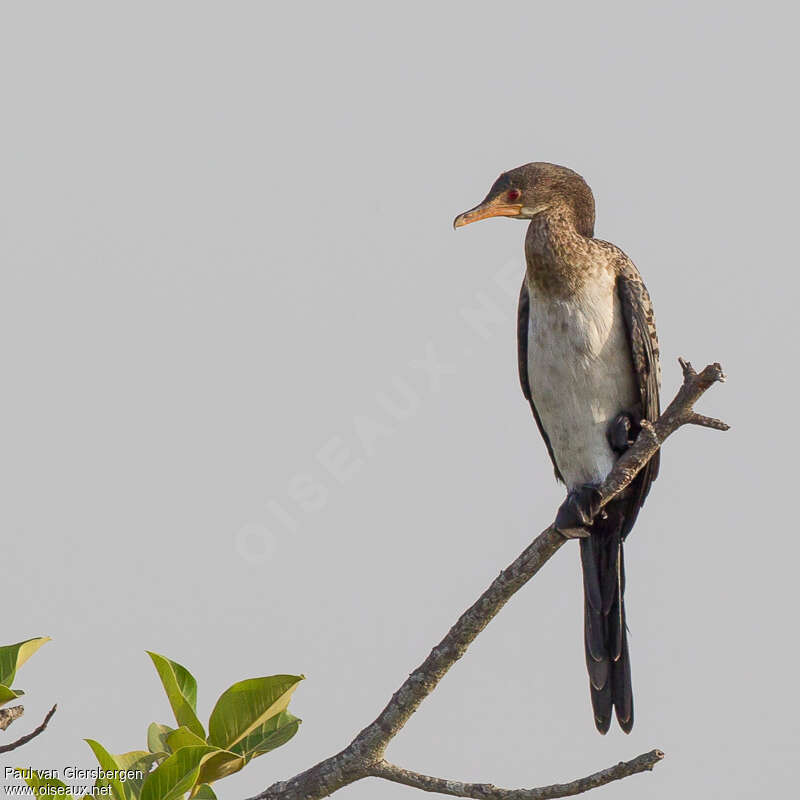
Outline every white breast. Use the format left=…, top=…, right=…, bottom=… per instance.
left=527, top=272, right=637, bottom=490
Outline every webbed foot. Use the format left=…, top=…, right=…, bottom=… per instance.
left=555, top=484, right=603, bottom=538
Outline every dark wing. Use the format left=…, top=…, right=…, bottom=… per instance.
left=518, top=279, right=564, bottom=483
left=616, top=262, right=661, bottom=538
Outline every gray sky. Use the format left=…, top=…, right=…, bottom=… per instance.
left=2, top=3, right=797, bottom=798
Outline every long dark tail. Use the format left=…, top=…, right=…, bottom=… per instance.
left=580, top=504, right=633, bottom=734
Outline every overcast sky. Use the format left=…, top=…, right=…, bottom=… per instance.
left=2, top=3, right=798, bottom=799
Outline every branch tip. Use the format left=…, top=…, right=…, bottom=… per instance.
left=689, top=412, right=730, bottom=431
left=697, top=362, right=726, bottom=386
left=371, top=749, right=665, bottom=799
left=678, top=356, right=695, bottom=378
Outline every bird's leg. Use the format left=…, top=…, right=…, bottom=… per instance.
left=555, top=484, right=602, bottom=538
left=607, top=411, right=639, bottom=454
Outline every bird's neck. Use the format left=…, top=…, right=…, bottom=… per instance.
left=524, top=209, right=595, bottom=299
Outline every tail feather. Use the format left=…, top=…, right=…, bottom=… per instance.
left=580, top=537, right=605, bottom=663
left=601, top=539, right=620, bottom=614
left=580, top=506, right=633, bottom=734
left=612, top=635, right=634, bottom=732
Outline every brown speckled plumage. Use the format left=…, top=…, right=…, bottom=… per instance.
left=524, top=210, right=607, bottom=298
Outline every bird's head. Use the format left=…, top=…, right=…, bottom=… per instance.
left=453, top=162, right=595, bottom=237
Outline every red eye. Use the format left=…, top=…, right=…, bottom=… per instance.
left=507, top=189, right=521, bottom=201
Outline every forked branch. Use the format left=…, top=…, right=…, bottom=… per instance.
left=247, top=359, right=728, bottom=800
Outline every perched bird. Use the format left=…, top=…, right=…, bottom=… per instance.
left=454, top=163, right=660, bottom=734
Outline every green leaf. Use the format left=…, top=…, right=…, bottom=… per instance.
left=140, top=746, right=216, bottom=800
left=162, top=731, right=245, bottom=788
left=197, top=711, right=300, bottom=784
left=166, top=725, right=209, bottom=751
left=195, top=750, right=246, bottom=786
left=147, top=722, right=175, bottom=755
left=197, top=676, right=302, bottom=786
left=18, top=769, right=74, bottom=799
left=193, top=785, right=217, bottom=800
left=85, top=740, right=128, bottom=800
left=147, top=652, right=204, bottom=738
left=208, top=674, right=303, bottom=751
left=0, top=637, right=50, bottom=687
left=230, top=711, right=301, bottom=762
left=0, top=683, right=22, bottom=708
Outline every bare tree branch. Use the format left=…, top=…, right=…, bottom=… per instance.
left=688, top=412, right=729, bottom=430
left=370, top=749, right=664, bottom=799
left=0, top=704, right=57, bottom=754
left=0, top=705, right=25, bottom=732
left=247, top=359, right=727, bottom=800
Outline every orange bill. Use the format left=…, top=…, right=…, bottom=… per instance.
left=453, top=197, right=524, bottom=228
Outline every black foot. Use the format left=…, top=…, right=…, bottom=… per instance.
left=555, top=484, right=602, bottom=538
left=607, top=412, right=639, bottom=454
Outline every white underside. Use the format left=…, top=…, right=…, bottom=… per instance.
left=526, top=272, right=637, bottom=490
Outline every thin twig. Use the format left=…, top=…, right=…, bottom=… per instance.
left=370, top=750, right=665, bottom=799
left=247, top=360, right=727, bottom=800
left=0, top=704, right=57, bottom=753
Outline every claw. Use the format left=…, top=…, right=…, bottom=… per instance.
left=608, top=412, right=639, bottom=454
